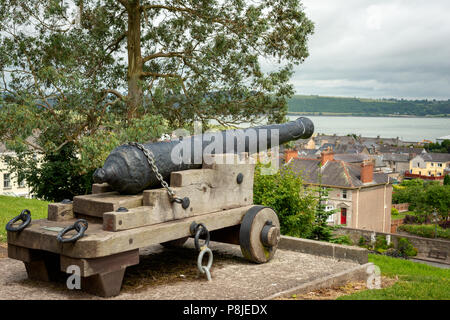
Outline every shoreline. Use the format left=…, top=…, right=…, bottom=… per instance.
left=287, top=113, right=450, bottom=119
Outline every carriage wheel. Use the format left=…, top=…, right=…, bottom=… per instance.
left=239, top=206, right=280, bottom=263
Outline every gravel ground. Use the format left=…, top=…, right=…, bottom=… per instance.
left=0, top=240, right=358, bottom=300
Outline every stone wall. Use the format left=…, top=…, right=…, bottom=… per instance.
left=392, top=203, right=409, bottom=212
left=390, top=218, right=404, bottom=233
left=334, top=227, right=450, bottom=264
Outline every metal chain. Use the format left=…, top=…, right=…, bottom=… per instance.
left=192, top=223, right=213, bottom=282
left=128, top=142, right=179, bottom=200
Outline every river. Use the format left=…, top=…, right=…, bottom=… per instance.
left=287, top=116, right=450, bottom=142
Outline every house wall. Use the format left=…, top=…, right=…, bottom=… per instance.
left=410, top=155, right=448, bottom=176
left=326, top=188, right=353, bottom=226
left=0, top=153, right=32, bottom=197
left=395, top=161, right=410, bottom=173
left=354, top=184, right=392, bottom=233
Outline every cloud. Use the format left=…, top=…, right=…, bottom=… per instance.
left=290, top=0, right=450, bottom=99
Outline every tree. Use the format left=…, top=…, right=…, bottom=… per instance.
left=253, top=162, right=316, bottom=238
left=308, top=164, right=335, bottom=241
left=444, top=174, right=450, bottom=186
left=0, top=0, right=314, bottom=200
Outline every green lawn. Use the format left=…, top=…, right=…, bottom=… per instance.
left=338, top=254, right=450, bottom=300
left=0, top=195, right=49, bottom=242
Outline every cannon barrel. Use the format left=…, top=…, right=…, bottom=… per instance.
left=93, top=117, right=314, bottom=194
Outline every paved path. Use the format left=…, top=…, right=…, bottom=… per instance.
left=0, top=240, right=358, bottom=300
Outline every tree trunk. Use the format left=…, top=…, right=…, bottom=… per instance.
left=126, top=0, right=143, bottom=120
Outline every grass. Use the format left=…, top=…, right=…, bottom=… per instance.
left=338, top=254, right=450, bottom=300
left=392, top=211, right=417, bottom=221
left=0, top=195, right=49, bottom=242
left=398, top=224, right=450, bottom=240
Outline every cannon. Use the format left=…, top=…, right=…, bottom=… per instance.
left=93, top=117, right=314, bottom=194
left=5, top=117, right=314, bottom=297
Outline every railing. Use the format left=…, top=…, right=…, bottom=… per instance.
left=404, top=171, right=444, bottom=180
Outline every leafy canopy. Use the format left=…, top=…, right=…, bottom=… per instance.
left=0, top=0, right=314, bottom=200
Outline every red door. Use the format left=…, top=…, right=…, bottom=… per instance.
left=340, top=208, right=347, bottom=225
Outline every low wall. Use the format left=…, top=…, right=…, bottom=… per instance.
left=279, top=235, right=368, bottom=264
left=392, top=203, right=409, bottom=212
left=334, top=227, right=450, bottom=264
left=391, top=218, right=404, bottom=233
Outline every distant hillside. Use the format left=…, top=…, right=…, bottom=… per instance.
left=288, top=95, right=450, bottom=117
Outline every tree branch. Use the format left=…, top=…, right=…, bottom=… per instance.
left=117, top=0, right=129, bottom=9
left=103, top=89, right=124, bottom=99
left=141, top=71, right=183, bottom=79
left=142, top=51, right=186, bottom=63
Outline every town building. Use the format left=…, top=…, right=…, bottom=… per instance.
left=0, top=143, right=33, bottom=198
left=288, top=150, right=392, bottom=233
left=407, top=153, right=450, bottom=181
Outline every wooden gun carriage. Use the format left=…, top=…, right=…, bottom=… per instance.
left=6, top=154, right=281, bottom=297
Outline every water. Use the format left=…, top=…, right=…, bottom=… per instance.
left=287, top=116, right=450, bottom=142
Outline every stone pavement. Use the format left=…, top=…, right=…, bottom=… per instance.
left=0, top=240, right=359, bottom=300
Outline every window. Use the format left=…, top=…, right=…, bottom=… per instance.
left=438, top=163, right=443, bottom=167
left=342, top=189, right=347, bottom=199
left=430, top=163, right=434, bottom=166
left=3, top=173, right=11, bottom=189
left=18, top=175, right=26, bottom=188
left=417, top=162, right=420, bottom=167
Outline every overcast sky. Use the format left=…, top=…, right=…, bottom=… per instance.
left=287, top=0, right=450, bottom=100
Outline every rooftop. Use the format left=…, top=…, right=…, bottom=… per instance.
left=289, top=158, right=389, bottom=188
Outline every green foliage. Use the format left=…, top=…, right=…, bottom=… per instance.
left=309, top=185, right=335, bottom=241
left=0, top=195, right=49, bottom=242
left=329, top=235, right=352, bottom=245
left=444, top=175, right=450, bottom=186
left=400, top=179, right=424, bottom=187
left=0, top=0, right=314, bottom=200
left=391, top=207, right=399, bottom=216
left=392, top=180, right=450, bottom=222
left=425, top=140, right=450, bottom=153
left=338, top=254, right=450, bottom=300
left=358, top=236, right=367, bottom=247
left=253, top=163, right=316, bottom=238
left=397, top=238, right=418, bottom=257
left=398, top=224, right=450, bottom=239
left=4, top=143, right=94, bottom=201
left=288, top=95, right=450, bottom=117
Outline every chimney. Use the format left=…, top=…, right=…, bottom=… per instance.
left=285, top=149, right=299, bottom=163
left=360, top=160, right=374, bottom=183
left=320, top=148, right=334, bottom=166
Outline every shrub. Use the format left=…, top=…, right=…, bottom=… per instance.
left=330, top=235, right=352, bottom=245
left=391, top=207, right=399, bottom=216
left=253, top=163, right=316, bottom=238
left=403, top=214, right=418, bottom=224
left=358, top=236, right=367, bottom=246
left=439, top=220, right=450, bottom=229
left=375, top=235, right=388, bottom=250
left=397, top=238, right=418, bottom=257
left=398, top=224, right=450, bottom=239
